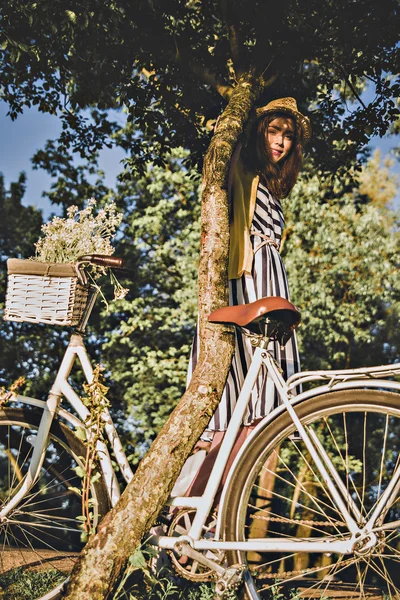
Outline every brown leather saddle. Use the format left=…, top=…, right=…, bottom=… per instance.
left=208, top=296, right=301, bottom=346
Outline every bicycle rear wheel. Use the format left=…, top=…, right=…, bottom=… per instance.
left=221, top=390, right=400, bottom=599
left=0, top=406, right=110, bottom=600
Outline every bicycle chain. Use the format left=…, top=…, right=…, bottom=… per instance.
left=168, top=510, right=350, bottom=583
left=256, top=556, right=356, bottom=581
left=248, top=514, right=350, bottom=581
left=251, top=514, right=347, bottom=527
left=167, top=509, right=224, bottom=582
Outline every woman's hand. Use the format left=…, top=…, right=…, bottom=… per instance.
left=193, top=439, right=212, bottom=454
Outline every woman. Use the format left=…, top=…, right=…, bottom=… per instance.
left=181, top=97, right=311, bottom=496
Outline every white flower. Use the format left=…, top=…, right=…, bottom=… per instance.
left=34, top=199, right=128, bottom=300
left=35, top=199, right=123, bottom=268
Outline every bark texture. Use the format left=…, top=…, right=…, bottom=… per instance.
left=63, top=74, right=261, bottom=599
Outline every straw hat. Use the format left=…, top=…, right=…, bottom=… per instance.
left=255, top=97, right=312, bottom=145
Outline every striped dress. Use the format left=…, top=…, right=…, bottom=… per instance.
left=188, top=180, right=301, bottom=430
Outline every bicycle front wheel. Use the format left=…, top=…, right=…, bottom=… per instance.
left=222, top=389, right=400, bottom=599
left=0, top=406, right=110, bottom=600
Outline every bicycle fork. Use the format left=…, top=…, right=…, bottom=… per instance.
left=0, top=334, right=120, bottom=519
left=0, top=388, right=63, bottom=519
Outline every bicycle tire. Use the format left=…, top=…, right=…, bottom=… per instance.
left=0, top=406, right=111, bottom=600
left=221, top=389, right=400, bottom=599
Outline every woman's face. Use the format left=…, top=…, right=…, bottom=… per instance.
left=266, top=116, right=295, bottom=163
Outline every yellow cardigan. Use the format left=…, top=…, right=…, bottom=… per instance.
left=228, top=144, right=260, bottom=280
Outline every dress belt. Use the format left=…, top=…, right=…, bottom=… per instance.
left=250, top=230, right=280, bottom=253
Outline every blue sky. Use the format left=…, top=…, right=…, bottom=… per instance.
left=0, top=99, right=398, bottom=217
left=0, top=101, right=126, bottom=216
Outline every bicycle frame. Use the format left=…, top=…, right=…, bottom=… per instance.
left=155, top=338, right=400, bottom=556
left=4, top=327, right=400, bottom=558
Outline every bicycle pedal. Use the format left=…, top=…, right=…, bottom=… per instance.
left=215, top=564, right=245, bottom=597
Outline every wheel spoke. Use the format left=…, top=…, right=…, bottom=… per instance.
left=272, top=447, right=346, bottom=530
left=223, top=391, right=400, bottom=599
left=0, top=409, right=108, bottom=600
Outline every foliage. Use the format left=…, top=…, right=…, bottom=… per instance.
left=0, top=376, right=25, bottom=408
left=0, top=173, right=42, bottom=262
left=283, top=162, right=400, bottom=370
left=113, top=544, right=235, bottom=600
left=100, top=147, right=201, bottom=461
left=0, top=0, right=399, bottom=177
left=1, top=2, right=398, bottom=596
left=32, top=138, right=113, bottom=211
left=69, top=365, right=111, bottom=542
left=358, top=149, right=399, bottom=208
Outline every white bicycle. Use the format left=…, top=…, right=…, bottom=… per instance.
left=1, top=255, right=400, bottom=599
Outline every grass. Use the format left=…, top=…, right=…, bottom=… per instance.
left=0, top=567, right=66, bottom=600
left=112, top=544, right=239, bottom=600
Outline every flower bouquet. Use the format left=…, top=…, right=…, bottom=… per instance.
left=4, top=199, right=128, bottom=326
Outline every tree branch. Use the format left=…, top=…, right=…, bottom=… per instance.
left=220, top=0, right=246, bottom=78
left=259, top=54, right=278, bottom=83
left=183, top=58, right=233, bottom=101
left=341, top=67, right=367, bottom=110
left=173, top=33, right=233, bottom=100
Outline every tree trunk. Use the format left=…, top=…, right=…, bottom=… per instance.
left=63, top=74, right=261, bottom=599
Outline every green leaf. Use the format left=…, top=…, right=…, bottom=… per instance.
left=129, top=548, right=147, bottom=569
left=65, top=10, right=77, bottom=23
left=80, top=531, right=89, bottom=543
left=9, top=48, right=21, bottom=63
left=16, top=42, right=30, bottom=52
left=75, top=426, right=87, bottom=441
left=74, top=466, right=86, bottom=478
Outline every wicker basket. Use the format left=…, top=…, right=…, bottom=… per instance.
left=4, top=259, right=89, bottom=326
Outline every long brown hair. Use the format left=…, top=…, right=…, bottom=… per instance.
left=242, top=111, right=303, bottom=199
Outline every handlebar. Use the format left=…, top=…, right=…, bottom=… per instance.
left=75, top=254, right=125, bottom=288
left=77, top=254, right=125, bottom=270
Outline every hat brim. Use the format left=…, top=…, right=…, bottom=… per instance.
left=255, top=106, right=312, bottom=145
